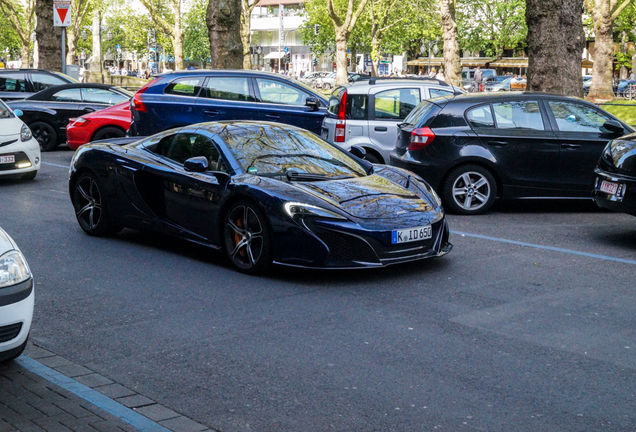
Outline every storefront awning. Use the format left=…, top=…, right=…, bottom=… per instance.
left=263, top=51, right=285, bottom=59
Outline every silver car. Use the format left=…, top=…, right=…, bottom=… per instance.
left=320, top=78, right=463, bottom=163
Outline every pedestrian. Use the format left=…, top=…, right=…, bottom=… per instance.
left=473, top=66, right=483, bottom=92
left=435, top=68, right=445, bottom=81
left=630, top=70, right=635, bottom=80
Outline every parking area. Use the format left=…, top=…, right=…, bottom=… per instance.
left=2, top=148, right=636, bottom=431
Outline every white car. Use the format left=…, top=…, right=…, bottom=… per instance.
left=0, top=227, right=34, bottom=362
left=0, top=99, right=40, bottom=180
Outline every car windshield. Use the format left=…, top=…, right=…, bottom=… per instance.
left=0, top=99, right=14, bottom=119
left=53, top=71, right=79, bottom=83
left=499, top=78, right=512, bottom=85
left=218, top=123, right=367, bottom=178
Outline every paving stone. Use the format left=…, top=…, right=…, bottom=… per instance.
left=114, top=394, right=154, bottom=408
left=0, top=418, right=17, bottom=432
left=52, top=398, right=95, bottom=418
left=53, top=364, right=93, bottom=378
left=159, top=416, right=207, bottom=432
left=4, top=420, right=46, bottom=431
left=24, top=397, right=66, bottom=418
left=93, top=384, right=136, bottom=399
left=24, top=346, right=55, bottom=359
left=32, top=414, right=76, bottom=432
left=59, top=414, right=105, bottom=431
left=73, top=374, right=114, bottom=388
left=134, top=404, right=180, bottom=421
left=36, top=356, right=74, bottom=369
left=90, top=421, right=135, bottom=432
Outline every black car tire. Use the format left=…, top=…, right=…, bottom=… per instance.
left=72, top=172, right=118, bottom=236
left=92, top=126, right=126, bottom=142
left=21, top=170, right=37, bottom=180
left=0, top=337, right=27, bottom=363
left=30, top=121, right=58, bottom=151
left=223, top=200, right=272, bottom=274
left=442, top=165, right=497, bottom=215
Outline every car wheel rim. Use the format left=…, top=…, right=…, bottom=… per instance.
left=75, top=176, right=103, bottom=231
left=33, top=124, right=52, bottom=147
left=451, top=171, right=491, bottom=211
left=226, top=205, right=263, bottom=269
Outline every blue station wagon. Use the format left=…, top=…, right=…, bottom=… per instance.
left=129, top=70, right=329, bottom=136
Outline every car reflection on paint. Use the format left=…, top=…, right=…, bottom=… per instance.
left=68, top=121, right=451, bottom=274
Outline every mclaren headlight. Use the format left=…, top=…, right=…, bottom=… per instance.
left=284, top=202, right=348, bottom=220
left=0, top=249, right=31, bottom=288
left=20, top=123, right=32, bottom=142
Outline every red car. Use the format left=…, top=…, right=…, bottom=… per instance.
left=67, top=101, right=131, bottom=150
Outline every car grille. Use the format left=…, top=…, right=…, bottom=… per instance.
left=0, top=323, right=22, bottom=343
left=317, top=230, right=354, bottom=263
left=0, top=152, right=30, bottom=171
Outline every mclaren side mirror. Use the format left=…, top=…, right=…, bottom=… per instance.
left=349, top=145, right=366, bottom=159
left=305, top=97, right=319, bottom=111
left=184, top=156, right=209, bottom=172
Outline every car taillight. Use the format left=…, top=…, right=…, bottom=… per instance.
left=132, top=80, right=154, bottom=113
left=408, top=127, right=435, bottom=151
left=334, top=91, right=347, bottom=143
left=69, top=118, right=90, bottom=127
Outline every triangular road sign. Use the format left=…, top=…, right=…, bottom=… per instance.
left=57, top=7, right=68, bottom=23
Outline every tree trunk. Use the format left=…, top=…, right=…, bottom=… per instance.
left=241, top=23, right=251, bottom=69
left=589, top=8, right=615, bottom=100
left=21, top=43, right=30, bottom=67
left=526, top=0, right=584, bottom=97
left=172, top=6, right=184, bottom=70
left=35, top=0, right=63, bottom=71
left=66, top=29, right=77, bottom=65
left=620, top=30, right=628, bottom=79
left=440, top=0, right=461, bottom=88
left=207, top=0, right=243, bottom=69
left=335, top=30, right=349, bottom=85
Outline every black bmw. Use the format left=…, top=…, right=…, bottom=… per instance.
left=69, top=121, right=451, bottom=273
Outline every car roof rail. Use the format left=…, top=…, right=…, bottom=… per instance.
left=368, top=77, right=449, bottom=87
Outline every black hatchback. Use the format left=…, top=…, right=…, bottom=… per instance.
left=390, top=92, right=633, bottom=214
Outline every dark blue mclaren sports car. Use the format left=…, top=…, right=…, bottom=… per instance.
left=69, top=121, right=452, bottom=273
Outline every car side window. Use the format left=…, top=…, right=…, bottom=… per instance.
left=347, top=94, right=368, bottom=120
left=547, top=101, right=610, bottom=132
left=429, top=88, right=454, bottom=98
left=50, top=88, right=82, bottom=102
left=466, top=105, right=495, bottom=128
left=31, top=73, right=67, bottom=92
left=153, top=133, right=221, bottom=169
left=203, top=77, right=254, bottom=102
left=374, top=88, right=420, bottom=120
left=256, top=78, right=309, bottom=106
left=0, top=73, right=27, bottom=92
left=492, top=101, right=545, bottom=130
left=164, top=78, right=203, bottom=97
left=81, top=88, right=128, bottom=105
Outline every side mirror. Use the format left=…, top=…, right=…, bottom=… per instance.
left=602, top=119, right=625, bottom=135
left=349, top=145, right=366, bottom=159
left=13, top=109, right=23, bottom=117
left=305, top=97, right=319, bottom=111
left=566, top=114, right=578, bottom=123
left=184, top=156, right=208, bottom=172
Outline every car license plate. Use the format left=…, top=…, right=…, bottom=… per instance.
left=392, top=225, right=432, bottom=244
left=0, top=155, right=15, bottom=164
left=599, top=180, right=618, bottom=195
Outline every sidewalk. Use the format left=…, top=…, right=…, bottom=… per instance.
left=0, top=343, right=212, bottom=432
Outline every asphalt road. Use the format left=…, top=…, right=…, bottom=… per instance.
left=2, top=148, right=636, bottom=432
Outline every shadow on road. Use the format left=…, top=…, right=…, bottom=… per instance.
left=493, top=199, right=604, bottom=214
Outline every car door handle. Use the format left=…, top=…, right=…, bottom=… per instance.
left=83, top=107, right=96, bottom=112
left=203, top=110, right=219, bottom=116
left=561, top=143, right=581, bottom=149
left=374, top=126, right=388, bottom=132
left=265, top=114, right=280, bottom=120
left=488, top=140, right=509, bottom=147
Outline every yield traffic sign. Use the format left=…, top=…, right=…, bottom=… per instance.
left=53, top=0, right=71, bottom=27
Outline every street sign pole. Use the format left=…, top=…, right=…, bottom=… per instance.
left=53, top=0, right=71, bottom=73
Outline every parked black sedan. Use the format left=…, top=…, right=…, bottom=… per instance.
left=69, top=121, right=451, bottom=273
left=593, top=134, right=636, bottom=217
left=390, top=92, right=633, bottom=214
left=7, top=83, right=132, bottom=151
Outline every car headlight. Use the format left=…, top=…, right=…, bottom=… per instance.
left=0, top=250, right=31, bottom=288
left=284, top=202, right=347, bottom=220
left=20, top=123, right=32, bottom=142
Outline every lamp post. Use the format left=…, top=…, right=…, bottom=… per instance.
left=420, top=38, right=439, bottom=76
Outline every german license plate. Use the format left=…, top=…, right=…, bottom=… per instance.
left=392, top=225, right=432, bottom=244
left=599, top=180, right=618, bottom=195
left=0, top=155, right=15, bottom=164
